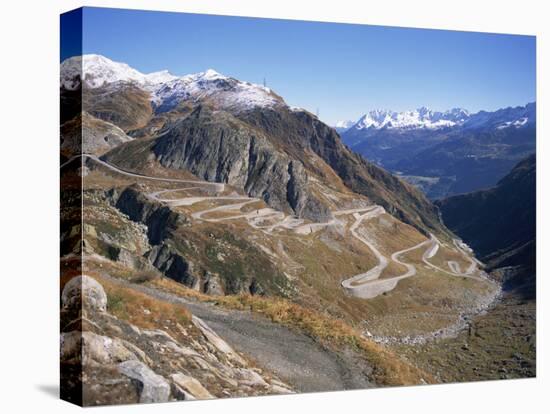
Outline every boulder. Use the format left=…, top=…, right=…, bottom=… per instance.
left=60, top=331, right=138, bottom=365
left=118, top=360, right=171, bottom=403
left=62, top=275, right=107, bottom=312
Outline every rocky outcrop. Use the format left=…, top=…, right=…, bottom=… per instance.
left=192, top=316, right=246, bottom=365
left=106, top=186, right=202, bottom=290
left=118, top=360, right=171, bottom=403
left=202, top=271, right=224, bottom=295
left=147, top=243, right=197, bottom=288
left=61, top=112, right=132, bottom=157
left=61, top=331, right=139, bottom=365
left=60, top=275, right=293, bottom=406
left=107, top=106, right=332, bottom=222
left=171, top=373, right=214, bottom=399
left=114, top=186, right=181, bottom=245
left=102, top=181, right=289, bottom=297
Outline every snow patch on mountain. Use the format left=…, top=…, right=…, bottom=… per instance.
left=496, top=117, right=529, bottom=129
left=334, top=120, right=355, bottom=130
left=60, top=54, right=283, bottom=113
left=152, top=69, right=282, bottom=113
left=464, top=103, right=535, bottom=131
left=60, top=54, right=178, bottom=90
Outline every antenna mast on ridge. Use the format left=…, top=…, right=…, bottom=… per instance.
left=263, top=77, right=266, bottom=87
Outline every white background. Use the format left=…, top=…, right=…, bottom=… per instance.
left=0, top=0, right=547, bottom=412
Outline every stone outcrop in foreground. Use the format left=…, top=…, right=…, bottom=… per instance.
left=60, top=275, right=292, bottom=406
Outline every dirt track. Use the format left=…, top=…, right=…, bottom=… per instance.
left=100, top=274, right=373, bottom=392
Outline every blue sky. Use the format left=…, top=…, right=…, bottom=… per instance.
left=62, top=7, right=536, bottom=125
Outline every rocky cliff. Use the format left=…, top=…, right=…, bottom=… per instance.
left=151, top=106, right=331, bottom=221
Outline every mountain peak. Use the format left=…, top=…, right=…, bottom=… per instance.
left=60, top=54, right=284, bottom=113
left=351, top=106, right=471, bottom=131
left=202, top=68, right=225, bottom=79
left=416, top=106, right=431, bottom=115
left=334, top=120, right=355, bottom=131
left=60, top=54, right=178, bottom=90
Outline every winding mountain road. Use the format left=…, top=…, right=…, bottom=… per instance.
left=67, top=154, right=489, bottom=300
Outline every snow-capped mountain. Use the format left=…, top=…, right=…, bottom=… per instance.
left=334, top=119, right=356, bottom=132
left=346, top=103, right=534, bottom=133
left=60, top=54, right=178, bottom=90
left=341, top=102, right=536, bottom=199
left=462, top=102, right=536, bottom=131
left=60, top=54, right=284, bottom=113
left=351, top=107, right=470, bottom=131
left=152, top=68, right=282, bottom=113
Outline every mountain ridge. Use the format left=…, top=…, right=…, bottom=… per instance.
left=350, top=107, right=470, bottom=132
left=344, top=103, right=534, bottom=135
left=61, top=54, right=284, bottom=114
left=61, top=54, right=449, bottom=236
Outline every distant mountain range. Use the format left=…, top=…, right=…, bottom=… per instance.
left=334, top=120, right=355, bottom=133
left=338, top=103, right=536, bottom=199
left=336, top=104, right=534, bottom=136
left=338, top=107, right=470, bottom=137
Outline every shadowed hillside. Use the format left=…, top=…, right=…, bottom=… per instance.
left=436, top=154, right=536, bottom=298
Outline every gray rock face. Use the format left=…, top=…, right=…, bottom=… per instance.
left=151, top=106, right=331, bottom=222
left=112, top=186, right=280, bottom=295
left=147, top=243, right=197, bottom=288
left=118, top=360, right=171, bottom=404
left=62, top=275, right=108, bottom=312
left=61, top=331, right=138, bottom=365
left=114, top=186, right=180, bottom=245
left=202, top=271, right=224, bottom=295
left=234, top=368, right=269, bottom=387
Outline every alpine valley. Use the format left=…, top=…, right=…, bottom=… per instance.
left=60, top=55, right=534, bottom=406
left=339, top=103, right=536, bottom=199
